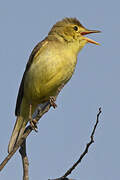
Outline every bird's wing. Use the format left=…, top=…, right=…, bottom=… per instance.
left=15, top=38, right=48, bottom=116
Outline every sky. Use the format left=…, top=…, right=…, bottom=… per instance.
left=0, top=0, right=119, bottom=180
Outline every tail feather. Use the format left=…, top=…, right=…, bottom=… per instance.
left=8, top=116, right=26, bottom=153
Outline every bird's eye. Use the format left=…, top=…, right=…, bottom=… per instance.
left=73, top=26, right=78, bottom=31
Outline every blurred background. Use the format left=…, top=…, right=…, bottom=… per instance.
left=0, top=0, right=119, bottom=180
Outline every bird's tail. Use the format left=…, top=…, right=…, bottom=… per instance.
left=8, top=116, right=26, bottom=153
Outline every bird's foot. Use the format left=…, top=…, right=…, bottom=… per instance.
left=30, top=119, right=38, bottom=132
left=49, top=96, right=57, bottom=108
left=29, top=104, right=38, bottom=132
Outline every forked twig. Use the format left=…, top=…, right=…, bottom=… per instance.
left=0, top=84, right=64, bottom=172
left=0, top=102, right=50, bottom=171
left=0, top=85, right=101, bottom=180
left=49, top=108, right=102, bottom=180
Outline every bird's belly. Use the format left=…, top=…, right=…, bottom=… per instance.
left=24, top=54, right=76, bottom=103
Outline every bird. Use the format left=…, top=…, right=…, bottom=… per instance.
left=8, top=17, right=100, bottom=153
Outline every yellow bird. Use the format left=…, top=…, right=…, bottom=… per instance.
left=8, top=17, right=100, bottom=153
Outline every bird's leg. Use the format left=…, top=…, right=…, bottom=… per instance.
left=49, top=96, right=57, bottom=108
left=29, top=104, right=32, bottom=120
left=29, top=104, right=38, bottom=132
left=49, top=84, right=65, bottom=108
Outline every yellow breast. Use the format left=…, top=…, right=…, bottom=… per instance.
left=24, top=41, right=77, bottom=103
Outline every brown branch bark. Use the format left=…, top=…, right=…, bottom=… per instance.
left=48, top=107, right=102, bottom=180
left=0, top=84, right=64, bottom=172
left=0, top=84, right=101, bottom=180
left=19, top=140, right=29, bottom=180
left=0, top=102, right=51, bottom=171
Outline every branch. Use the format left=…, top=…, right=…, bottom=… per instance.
left=0, top=102, right=50, bottom=171
left=19, top=140, right=29, bottom=180
left=0, top=90, right=101, bottom=180
left=49, top=107, right=102, bottom=180
left=0, top=84, right=64, bottom=171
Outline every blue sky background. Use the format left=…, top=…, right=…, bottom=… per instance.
left=0, top=0, right=119, bottom=180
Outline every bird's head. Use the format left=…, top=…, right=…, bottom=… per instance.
left=48, top=17, right=100, bottom=53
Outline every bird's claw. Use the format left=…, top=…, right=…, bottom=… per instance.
left=29, top=104, right=38, bottom=132
left=30, top=119, right=38, bottom=132
left=49, top=96, right=57, bottom=108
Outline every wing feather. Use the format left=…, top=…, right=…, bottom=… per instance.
left=15, top=39, right=47, bottom=116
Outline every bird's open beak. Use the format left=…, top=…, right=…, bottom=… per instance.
left=81, top=30, right=101, bottom=45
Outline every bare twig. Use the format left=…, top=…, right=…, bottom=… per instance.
left=0, top=84, right=64, bottom=172
left=0, top=101, right=50, bottom=171
left=19, top=140, right=29, bottom=180
left=0, top=82, right=101, bottom=180
left=49, top=107, right=102, bottom=180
